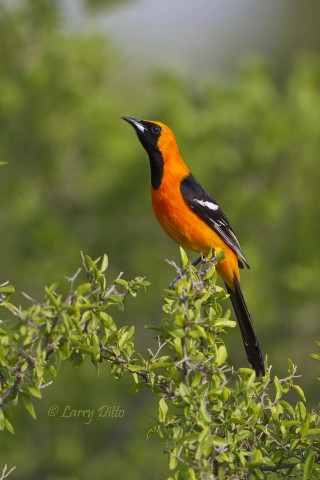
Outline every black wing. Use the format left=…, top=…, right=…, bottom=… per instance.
left=180, top=174, right=249, bottom=269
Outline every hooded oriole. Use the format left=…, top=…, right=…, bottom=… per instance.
left=122, top=117, right=265, bottom=376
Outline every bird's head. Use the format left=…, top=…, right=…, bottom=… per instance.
left=122, top=117, right=176, bottom=159
left=122, top=117, right=186, bottom=189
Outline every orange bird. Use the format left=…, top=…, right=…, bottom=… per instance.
left=122, top=117, right=265, bottom=376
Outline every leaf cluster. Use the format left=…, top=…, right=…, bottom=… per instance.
left=1, top=250, right=320, bottom=479
left=0, top=254, right=149, bottom=432
left=143, top=250, right=320, bottom=479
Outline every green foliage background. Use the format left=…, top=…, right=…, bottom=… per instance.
left=0, top=1, right=320, bottom=478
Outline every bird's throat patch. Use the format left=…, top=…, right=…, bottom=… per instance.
left=148, top=149, right=164, bottom=189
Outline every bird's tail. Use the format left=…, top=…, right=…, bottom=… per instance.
left=225, top=275, right=265, bottom=377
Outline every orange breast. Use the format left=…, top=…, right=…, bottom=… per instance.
left=150, top=165, right=239, bottom=290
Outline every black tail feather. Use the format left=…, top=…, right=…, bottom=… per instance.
left=225, top=276, right=265, bottom=377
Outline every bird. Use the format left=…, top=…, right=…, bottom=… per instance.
left=122, top=116, right=265, bottom=377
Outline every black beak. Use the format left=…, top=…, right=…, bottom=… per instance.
left=121, top=117, right=147, bottom=133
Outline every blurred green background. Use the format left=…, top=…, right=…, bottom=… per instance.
left=1, top=0, right=320, bottom=478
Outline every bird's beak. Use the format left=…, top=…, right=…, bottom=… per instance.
left=121, top=116, right=147, bottom=133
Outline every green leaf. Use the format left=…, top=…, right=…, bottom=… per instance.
left=179, top=247, right=189, bottom=268
left=238, top=367, right=255, bottom=375
left=306, top=428, right=320, bottom=436
left=22, top=394, right=37, bottom=420
left=212, top=436, right=228, bottom=447
left=0, top=410, right=4, bottom=430
left=213, top=319, right=236, bottom=328
left=131, top=382, right=144, bottom=394
left=199, top=398, right=211, bottom=424
left=310, top=353, right=320, bottom=360
left=189, top=325, right=207, bottom=339
left=272, top=450, right=284, bottom=463
left=279, top=400, right=295, bottom=417
left=202, top=266, right=216, bottom=281
left=187, top=468, right=197, bottom=480
left=83, top=254, right=96, bottom=270
left=158, top=398, right=168, bottom=423
left=274, top=376, right=282, bottom=401
left=70, top=351, right=84, bottom=367
left=248, top=449, right=265, bottom=467
left=118, top=328, right=134, bottom=348
left=25, top=386, right=42, bottom=399
left=169, top=447, right=179, bottom=470
left=4, top=417, right=14, bottom=435
left=0, top=284, right=15, bottom=296
left=288, top=357, right=296, bottom=374
left=297, top=401, right=307, bottom=420
left=303, top=452, right=315, bottom=480
left=100, top=312, right=117, bottom=331
left=178, top=383, right=189, bottom=398
left=216, top=345, right=227, bottom=366
left=150, top=362, right=172, bottom=370
left=100, top=254, right=108, bottom=272
left=169, top=328, right=186, bottom=338
left=289, top=438, right=300, bottom=452
left=213, top=250, right=225, bottom=264
left=128, top=364, right=145, bottom=372
left=77, top=282, right=91, bottom=295
left=293, top=385, right=306, bottom=402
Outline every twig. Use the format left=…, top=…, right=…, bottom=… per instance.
left=105, top=272, right=124, bottom=297
left=21, top=291, right=41, bottom=305
left=259, top=462, right=300, bottom=473
left=154, top=337, right=168, bottom=359
left=0, top=363, right=33, bottom=408
left=0, top=465, right=16, bottom=480
left=65, top=268, right=82, bottom=303
left=180, top=337, right=190, bottom=384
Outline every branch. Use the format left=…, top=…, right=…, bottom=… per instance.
left=100, top=346, right=175, bottom=398
left=0, top=465, right=16, bottom=480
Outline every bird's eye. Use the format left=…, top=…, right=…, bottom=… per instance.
left=151, top=125, right=161, bottom=134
